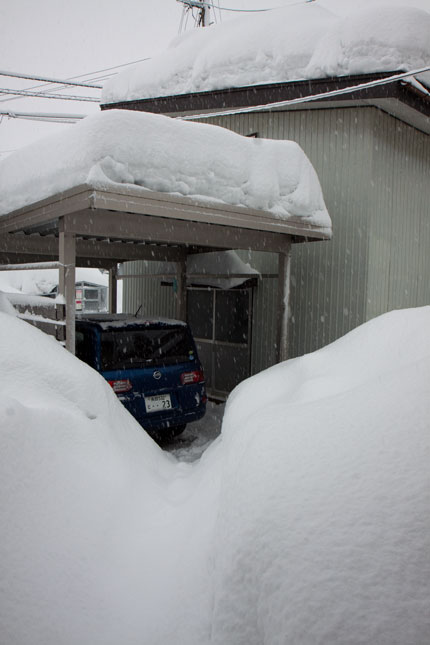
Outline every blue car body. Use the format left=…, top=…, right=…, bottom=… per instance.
left=75, top=315, right=207, bottom=436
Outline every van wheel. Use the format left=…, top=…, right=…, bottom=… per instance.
left=171, top=424, right=186, bottom=437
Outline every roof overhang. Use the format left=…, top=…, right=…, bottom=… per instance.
left=101, top=73, right=430, bottom=135
left=0, top=184, right=330, bottom=268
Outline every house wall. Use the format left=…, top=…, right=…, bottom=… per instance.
left=367, top=112, right=430, bottom=319
left=206, top=106, right=429, bottom=359
left=206, top=107, right=374, bottom=358
left=121, top=260, right=176, bottom=318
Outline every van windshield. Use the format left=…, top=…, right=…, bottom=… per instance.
left=100, top=325, right=194, bottom=371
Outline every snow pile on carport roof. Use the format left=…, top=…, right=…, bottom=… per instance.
left=101, top=2, right=430, bottom=104
left=0, top=110, right=331, bottom=231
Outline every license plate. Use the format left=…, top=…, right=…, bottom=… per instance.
left=145, top=393, right=172, bottom=413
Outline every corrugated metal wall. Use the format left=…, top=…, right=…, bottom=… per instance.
left=366, top=112, right=430, bottom=318
left=121, top=260, right=176, bottom=318
left=207, top=107, right=375, bottom=359
left=235, top=249, right=279, bottom=374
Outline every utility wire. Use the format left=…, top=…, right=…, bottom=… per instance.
left=179, top=66, right=430, bottom=121
left=0, top=87, right=100, bottom=102
left=0, top=70, right=102, bottom=89
left=0, top=57, right=151, bottom=105
left=178, top=0, right=313, bottom=13
left=0, top=109, right=87, bottom=123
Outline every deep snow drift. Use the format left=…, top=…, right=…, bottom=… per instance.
left=0, top=110, right=331, bottom=232
left=101, top=2, right=430, bottom=104
left=1, top=306, right=430, bottom=644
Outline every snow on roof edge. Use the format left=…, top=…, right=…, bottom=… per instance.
left=0, top=110, right=332, bottom=233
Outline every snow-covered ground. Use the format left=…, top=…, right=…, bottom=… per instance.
left=102, top=1, right=430, bottom=104
left=160, top=401, right=224, bottom=463
left=1, top=305, right=429, bottom=644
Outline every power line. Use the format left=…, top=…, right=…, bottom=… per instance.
left=179, top=66, right=430, bottom=121
left=178, top=0, right=313, bottom=14
left=0, top=109, right=87, bottom=124
left=0, top=57, right=151, bottom=105
left=0, top=70, right=102, bottom=89
left=0, top=87, right=100, bottom=102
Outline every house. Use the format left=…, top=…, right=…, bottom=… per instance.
left=100, top=1, right=430, bottom=394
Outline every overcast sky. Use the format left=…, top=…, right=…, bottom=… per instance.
left=0, top=0, right=289, bottom=155
left=1, top=0, right=429, bottom=157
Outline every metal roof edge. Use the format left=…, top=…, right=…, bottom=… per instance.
left=100, top=73, right=430, bottom=130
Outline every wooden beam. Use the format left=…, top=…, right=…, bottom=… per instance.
left=0, top=188, right=92, bottom=234
left=58, top=222, right=76, bottom=354
left=277, top=243, right=291, bottom=363
left=90, top=187, right=329, bottom=240
left=0, top=233, right=185, bottom=263
left=0, top=261, right=62, bottom=271
left=109, top=265, right=118, bottom=314
left=174, top=253, right=188, bottom=321
left=63, top=210, right=291, bottom=254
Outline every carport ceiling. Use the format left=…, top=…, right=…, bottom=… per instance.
left=0, top=183, right=330, bottom=267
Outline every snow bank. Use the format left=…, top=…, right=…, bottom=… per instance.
left=1, top=306, right=429, bottom=644
left=211, top=307, right=430, bottom=644
left=101, top=2, right=430, bottom=104
left=0, top=313, right=216, bottom=645
left=0, top=110, right=331, bottom=230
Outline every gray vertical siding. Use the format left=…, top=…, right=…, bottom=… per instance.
left=207, top=107, right=429, bottom=360
left=121, top=260, right=176, bottom=318
left=367, top=112, right=430, bottom=318
left=236, top=249, right=279, bottom=374
left=208, top=108, right=375, bottom=358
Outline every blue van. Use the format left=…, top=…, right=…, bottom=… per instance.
left=75, top=315, right=207, bottom=438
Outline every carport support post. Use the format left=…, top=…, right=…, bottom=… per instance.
left=109, top=264, right=118, bottom=313
left=174, top=253, right=187, bottom=321
left=58, top=220, right=76, bottom=354
left=277, top=242, right=292, bottom=363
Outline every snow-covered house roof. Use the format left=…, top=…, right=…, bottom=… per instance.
left=0, top=110, right=331, bottom=233
left=100, top=3, right=430, bottom=135
left=101, top=2, right=430, bottom=104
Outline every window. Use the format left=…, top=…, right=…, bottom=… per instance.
left=100, top=326, right=194, bottom=371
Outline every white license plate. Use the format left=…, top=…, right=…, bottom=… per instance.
left=145, top=393, right=172, bottom=413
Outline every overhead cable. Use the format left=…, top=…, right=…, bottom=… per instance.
left=0, top=57, right=151, bottom=105
left=179, top=66, right=430, bottom=121
left=0, top=70, right=102, bottom=89
left=0, top=87, right=100, bottom=102
left=178, top=0, right=313, bottom=13
left=0, top=109, right=87, bottom=123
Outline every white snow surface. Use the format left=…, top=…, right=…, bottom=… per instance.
left=151, top=250, right=260, bottom=289
left=1, top=306, right=430, bottom=644
left=188, top=250, right=260, bottom=289
left=102, top=2, right=430, bottom=104
left=0, top=110, right=331, bottom=231
left=0, top=267, right=108, bottom=296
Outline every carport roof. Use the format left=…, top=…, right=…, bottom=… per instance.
left=0, top=182, right=331, bottom=268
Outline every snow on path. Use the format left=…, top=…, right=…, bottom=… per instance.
left=1, top=306, right=430, bottom=644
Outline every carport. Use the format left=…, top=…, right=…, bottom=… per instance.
left=0, top=181, right=329, bottom=360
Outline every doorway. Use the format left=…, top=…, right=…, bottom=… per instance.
left=187, top=287, right=253, bottom=398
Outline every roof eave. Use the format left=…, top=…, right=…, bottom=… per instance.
left=100, top=72, right=430, bottom=135
left=0, top=184, right=331, bottom=263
